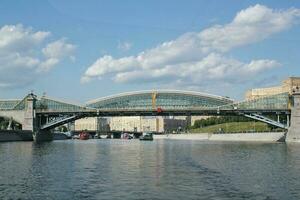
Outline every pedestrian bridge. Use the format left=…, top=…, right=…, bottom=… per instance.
left=0, top=90, right=291, bottom=132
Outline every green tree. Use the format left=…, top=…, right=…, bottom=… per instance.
left=58, top=125, right=68, bottom=132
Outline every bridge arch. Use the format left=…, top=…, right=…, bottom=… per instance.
left=0, top=110, right=24, bottom=125
left=86, top=90, right=233, bottom=110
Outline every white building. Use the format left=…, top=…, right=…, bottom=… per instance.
left=245, top=77, right=300, bottom=100
left=75, top=116, right=188, bottom=133
left=75, top=117, right=109, bottom=131
left=110, top=116, right=187, bottom=133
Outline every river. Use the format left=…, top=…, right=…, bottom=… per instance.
left=0, top=139, right=299, bottom=200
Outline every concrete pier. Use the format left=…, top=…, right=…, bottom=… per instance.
left=33, top=130, right=53, bottom=142
left=286, top=88, right=300, bottom=142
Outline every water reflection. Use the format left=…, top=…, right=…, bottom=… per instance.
left=0, top=140, right=300, bottom=199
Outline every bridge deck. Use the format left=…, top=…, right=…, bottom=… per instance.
left=0, top=91, right=290, bottom=113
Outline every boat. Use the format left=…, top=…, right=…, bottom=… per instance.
left=123, top=132, right=134, bottom=140
left=94, top=133, right=102, bottom=139
left=53, top=131, right=69, bottom=140
left=79, top=132, right=90, bottom=140
left=72, top=135, right=80, bottom=139
left=64, top=131, right=73, bottom=139
left=139, top=132, right=153, bottom=141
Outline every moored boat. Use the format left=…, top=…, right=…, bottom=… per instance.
left=79, top=132, right=90, bottom=140
left=139, top=132, right=153, bottom=141
left=123, top=132, right=134, bottom=140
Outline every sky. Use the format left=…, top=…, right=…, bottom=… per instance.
left=0, top=0, right=300, bottom=102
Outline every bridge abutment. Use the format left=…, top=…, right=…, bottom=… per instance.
left=286, top=89, right=300, bottom=142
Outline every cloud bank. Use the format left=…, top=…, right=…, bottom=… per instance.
left=0, top=24, right=76, bottom=88
left=81, top=4, right=300, bottom=90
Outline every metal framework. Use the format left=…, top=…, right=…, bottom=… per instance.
left=36, top=96, right=89, bottom=112
left=0, top=99, right=22, bottom=110
left=0, top=91, right=292, bottom=130
left=243, top=113, right=287, bottom=129
left=86, top=90, right=233, bottom=110
left=40, top=115, right=82, bottom=130
left=220, top=93, right=290, bottom=111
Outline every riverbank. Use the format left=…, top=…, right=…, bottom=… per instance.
left=154, top=132, right=286, bottom=142
left=0, top=131, right=286, bottom=143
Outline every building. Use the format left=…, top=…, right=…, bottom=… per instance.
left=109, top=116, right=143, bottom=132
left=163, top=118, right=187, bottom=133
left=189, top=116, right=211, bottom=126
left=75, top=117, right=109, bottom=132
left=110, top=116, right=188, bottom=133
left=140, top=116, right=162, bottom=132
left=245, top=77, right=300, bottom=100
left=75, top=116, right=189, bottom=133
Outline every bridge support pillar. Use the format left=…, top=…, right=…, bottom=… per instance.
left=33, top=130, right=53, bottom=142
left=21, top=93, right=53, bottom=142
left=286, top=89, right=300, bottom=142
left=22, top=93, right=36, bottom=131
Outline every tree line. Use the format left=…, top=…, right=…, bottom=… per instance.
left=192, top=114, right=287, bottom=129
left=192, top=116, right=255, bottom=129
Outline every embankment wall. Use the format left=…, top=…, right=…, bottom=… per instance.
left=154, top=132, right=285, bottom=142
left=0, top=130, right=33, bottom=142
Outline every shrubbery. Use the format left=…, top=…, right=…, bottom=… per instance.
left=193, top=116, right=253, bottom=129
left=192, top=114, right=287, bottom=130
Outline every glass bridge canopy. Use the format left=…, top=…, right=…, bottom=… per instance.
left=0, top=99, right=21, bottom=110
left=220, top=92, right=290, bottom=110
left=86, top=90, right=234, bottom=110
left=0, top=91, right=290, bottom=112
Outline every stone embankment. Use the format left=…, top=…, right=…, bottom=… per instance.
left=154, top=132, right=286, bottom=142
left=0, top=130, right=33, bottom=142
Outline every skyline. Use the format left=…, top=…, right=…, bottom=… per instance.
left=0, top=0, right=300, bottom=102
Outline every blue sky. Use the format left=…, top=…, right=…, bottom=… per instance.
left=0, top=0, right=300, bottom=102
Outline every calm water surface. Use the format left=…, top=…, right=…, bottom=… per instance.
left=0, top=139, right=300, bottom=200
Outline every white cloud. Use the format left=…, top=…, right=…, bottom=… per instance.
left=112, top=53, right=280, bottom=84
left=42, top=38, right=76, bottom=59
left=0, top=24, right=50, bottom=54
left=117, top=41, right=132, bottom=51
left=84, top=55, right=138, bottom=77
left=199, top=4, right=300, bottom=52
left=37, top=58, right=60, bottom=73
left=82, top=4, right=300, bottom=90
left=0, top=24, right=76, bottom=88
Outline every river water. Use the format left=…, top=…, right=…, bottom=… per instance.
left=0, top=139, right=300, bottom=200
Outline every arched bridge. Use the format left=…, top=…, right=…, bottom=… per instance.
left=0, top=90, right=291, bottom=132
left=86, top=90, right=233, bottom=110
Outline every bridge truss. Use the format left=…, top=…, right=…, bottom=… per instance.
left=0, top=91, right=291, bottom=131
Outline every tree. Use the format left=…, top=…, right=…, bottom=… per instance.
left=192, top=116, right=253, bottom=129
left=58, top=125, right=68, bottom=132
